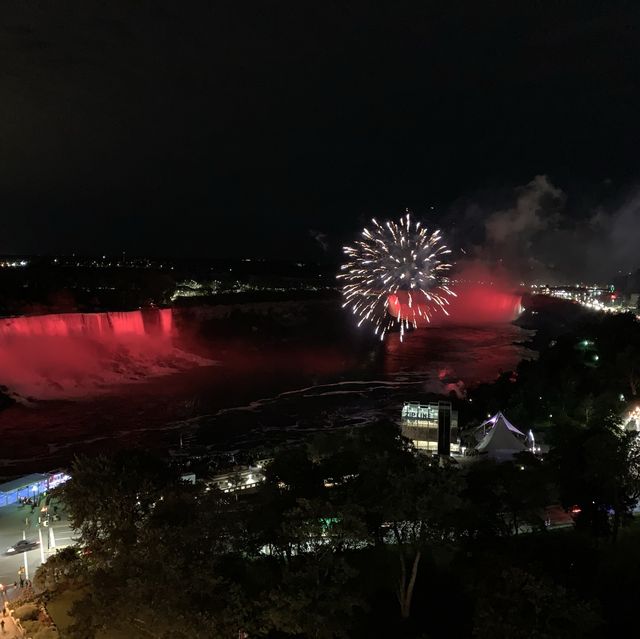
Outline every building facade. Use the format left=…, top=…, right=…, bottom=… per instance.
left=401, top=401, right=459, bottom=455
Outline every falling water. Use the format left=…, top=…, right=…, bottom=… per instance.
left=0, top=308, right=198, bottom=400
left=0, top=308, right=173, bottom=340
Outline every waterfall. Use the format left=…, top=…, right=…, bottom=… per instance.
left=0, top=309, right=173, bottom=340
left=388, top=286, right=523, bottom=328
left=0, top=308, right=197, bottom=400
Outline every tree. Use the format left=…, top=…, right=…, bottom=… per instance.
left=594, top=313, right=640, bottom=398
left=67, top=485, right=251, bottom=639
left=254, top=421, right=460, bottom=625
left=62, top=452, right=257, bottom=638
left=265, top=445, right=324, bottom=498
left=34, top=546, right=83, bottom=593
left=246, top=486, right=367, bottom=637
left=472, top=568, right=601, bottom=639
left=261, top=554, right=361, bottom=639
left=63, top=451, right=179, bottom=563
left=462, top=454, right=550, bottom=538
left=339, top=423, right=463, bottom=620
left=547, top=416, right=640, bottom=541
left=385, top=461, right=462, bottom=619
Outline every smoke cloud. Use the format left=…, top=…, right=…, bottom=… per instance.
left=448, top=175, right=640, bottom=284
left=484, top=175, right=564, bottom=246
left=309, top=229, right=329, bottom=252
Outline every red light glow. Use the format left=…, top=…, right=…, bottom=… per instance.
left=388, top=283, right=521, bottom=327
left=0, top=309, right=176, bottom=399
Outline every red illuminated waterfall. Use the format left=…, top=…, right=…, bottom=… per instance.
left=0, top=309, right=173, bottom=340
left=387, top=284, right=522, bottom=327
left=0, top=309, right=181, bottom=400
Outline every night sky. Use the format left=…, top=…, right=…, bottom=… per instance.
left=2, top=1, right=640, bottom=280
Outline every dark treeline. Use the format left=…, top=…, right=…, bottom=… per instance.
left=0, top=259, right=335, bottom=315
left=40, top=422, right=640, bottom=637
left=0, top=265, right=176, bottom=314
left=469, top=309, right=640, bottom=431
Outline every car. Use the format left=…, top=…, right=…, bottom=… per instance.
left=6, top=539, right=39, bottom=554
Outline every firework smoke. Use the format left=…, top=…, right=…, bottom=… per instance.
left=338, top=212, right=455, bottom=340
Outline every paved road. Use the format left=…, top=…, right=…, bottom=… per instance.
left=0, top=498, right=74, bottom=599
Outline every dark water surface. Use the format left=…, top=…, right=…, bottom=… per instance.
left=0, top=323, right=532, bottom=475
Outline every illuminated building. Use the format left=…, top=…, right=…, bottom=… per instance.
left=401, top=401, right=459, bottom=455
left=0, top=471, right=71, bottom=507
left=208, top=465, right=266, bottom=494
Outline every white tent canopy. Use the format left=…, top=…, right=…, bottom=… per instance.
left=477, top=411, right=526, bottom=438
left=475, top=412, right=527, bottom=461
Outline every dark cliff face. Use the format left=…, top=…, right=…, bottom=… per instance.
left=515, top=294, right=598, bottom=350
left=175, top=298, right=377, bottom=352
left=0, top=386, right=16, bottom=411
left=517, top=294, right=594, bottom=327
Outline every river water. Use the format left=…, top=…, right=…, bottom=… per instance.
left=0, top=320, right=532, bottom=476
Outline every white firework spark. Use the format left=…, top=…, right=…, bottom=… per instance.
left=338, top=212, right=456, bottom=341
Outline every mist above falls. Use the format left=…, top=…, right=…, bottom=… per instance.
left=0, top=309, right=207, bottom=401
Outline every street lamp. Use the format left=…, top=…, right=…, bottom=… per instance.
left=21, top=531, right=29, bottom=581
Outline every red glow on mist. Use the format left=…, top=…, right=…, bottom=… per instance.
left=387, top=284, right=521, bottom=327
left=0, top=309, right=172, bottom=339
left=0, top=309, right=175, bottom=399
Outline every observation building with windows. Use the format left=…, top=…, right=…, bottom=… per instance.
left=401, top=401, right=459, bottom=455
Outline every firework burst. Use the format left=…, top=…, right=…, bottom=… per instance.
left=338, top=212, right=456, bottom=340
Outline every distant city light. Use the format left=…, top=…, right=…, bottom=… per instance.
left=538, top=284, right=640, bottom=320
left=0, top=259, right=28, bottom=268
